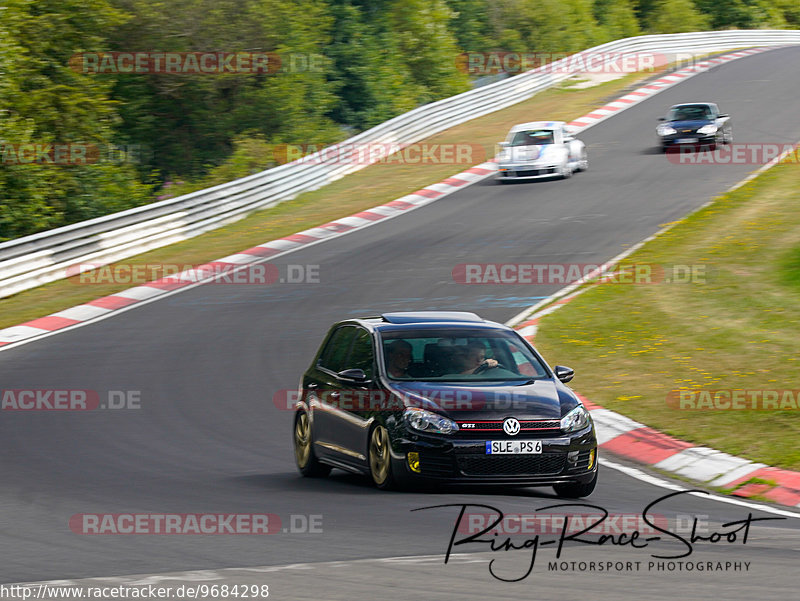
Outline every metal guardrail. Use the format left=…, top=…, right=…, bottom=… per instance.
left=3, top=30, right=800, bottom=298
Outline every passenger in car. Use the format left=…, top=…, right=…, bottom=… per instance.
left=385, top=340, right=413, bottom=378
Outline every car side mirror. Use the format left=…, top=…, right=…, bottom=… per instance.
left=658, top=117, right=665, bottom=121
left=337, top=368, right=369, bottom=383
left=719, top=113, right=728, bottom=118
left=498, top=141, right=510, bottom=148
left=554, top=365, right=574, bottom=383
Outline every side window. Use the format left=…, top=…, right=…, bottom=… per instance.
left=506, top=340, right=547, bottom=378
left=318, top=326, right=356, bottom=373
left=346, top=328, right=374, bottom=379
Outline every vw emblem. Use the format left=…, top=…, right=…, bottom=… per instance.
left=503, top=417, right=521, bottom=436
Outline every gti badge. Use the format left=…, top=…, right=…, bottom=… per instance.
left=503, top=417, right=521, bottom=436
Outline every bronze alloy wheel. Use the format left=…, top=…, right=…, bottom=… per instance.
left=294, top=412, right=311, bottom=469
left=294, top=411, right=331, bottom=477
left=369, top=425, right=391, bottom=486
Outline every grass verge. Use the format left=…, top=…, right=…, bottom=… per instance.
left=533, top=154, right=800, bottom=471
left=0, top=70, right=654, bottom=329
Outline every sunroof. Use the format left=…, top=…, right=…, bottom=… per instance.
left=380, top=311, right=484, bottom=324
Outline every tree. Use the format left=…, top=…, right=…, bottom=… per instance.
left=444, top=0, right=494, bottom=51
left=109, top=0, right=341, bottom=179
left=325, top=2, right=422, bottom=129
left=594, top=0, right=642, bottom=41
left=0, top=0, right=152, bottom=241
left=648, top=0, right=711, bottom=33
left=490, top=0, right=605, bottom=55
left=385, top=0, right=470, bottom=103
left=694, top=0, right=787, bottom=29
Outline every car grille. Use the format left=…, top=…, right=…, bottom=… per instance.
left=463, top=420, right=561, bottom=429
left=512, top=168, right=555, bottom=177
left=457, top=453, right=566, bottom=476
left=455, top=420, right=561, bottom=438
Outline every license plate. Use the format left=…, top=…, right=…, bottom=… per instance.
left=485, top=440, right=542, bottom=454
left=676, top=138, right=698, bottom=144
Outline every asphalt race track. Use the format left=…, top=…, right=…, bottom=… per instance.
left=2, top=46, right=800, bottom=599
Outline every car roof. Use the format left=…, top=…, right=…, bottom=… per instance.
left=381, top=311, right=483, bottom=324
left=346, top=311, right=510, bottom=333
left=670, top=102, right=717, bottom=108
left=509, top=121, right=564, bottom=132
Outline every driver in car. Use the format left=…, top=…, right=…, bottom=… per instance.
left=450, top=342, right=498, bottom=375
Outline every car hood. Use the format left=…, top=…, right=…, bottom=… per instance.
left=387, top=379, right=578, bottom=420
left=668, top=119, right=713, bottom=129
left=503, top=144, right=560, bottom=162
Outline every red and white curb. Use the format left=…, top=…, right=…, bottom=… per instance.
left=586, top=394, right=800, bottom=507
left=0, top=46, right=775, bottom=352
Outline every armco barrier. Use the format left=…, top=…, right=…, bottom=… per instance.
left=3, top=30, right=800, bottom=298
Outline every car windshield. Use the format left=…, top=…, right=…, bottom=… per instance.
left=668, top=105, right=712, bottom=121
left=510, top=129, right=554, bottom=146
left=380, top=328, right=549, bottom=382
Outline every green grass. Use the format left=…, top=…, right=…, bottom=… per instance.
left=534, top=157, right=800, bottom=471
left=0, top=70, right=653, bottom=329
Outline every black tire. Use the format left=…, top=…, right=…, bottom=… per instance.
left=553, top=468, right=598, bottom=498
left=724, top=127, right=733, bottom=144
left=368, top=424, right=403, bottom=490
left=294, top=411, right=331, bottom=478
left=576, top=150, right=588, bottom=172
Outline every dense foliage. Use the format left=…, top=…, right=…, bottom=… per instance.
left=1, top=0, right=798, bottom=240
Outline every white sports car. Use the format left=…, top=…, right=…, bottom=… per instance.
left=496, top=121, right=587, bottom=183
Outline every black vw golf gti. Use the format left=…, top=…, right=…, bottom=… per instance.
left=292, top=311, right=598, bottom=497
left=656, top=102, right=732, bottom=151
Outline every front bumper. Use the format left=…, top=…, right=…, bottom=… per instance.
left=496, top=163, right=560, bottom=180
left=660, top=133, right=717, bottom=148
left=391, top=426, right=597, bottom=485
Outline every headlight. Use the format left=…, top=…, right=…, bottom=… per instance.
left=404, top=408, right=459, bottom=434
left=560, top=405, right=590, bottom=432
left=657, top=124, right=676, bottom=136
left=697, top=124, right=718, bottom=135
